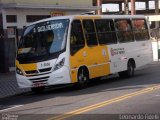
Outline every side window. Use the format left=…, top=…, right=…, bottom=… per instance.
left=95, top=19, right=117, bottom=44
left=115, top=19, right=134, bottom=43
left=83, top=20, right=98, bottom=46
left=70, top=20, right=85, bottom=55
left=132, top=19, right=150, bottom=41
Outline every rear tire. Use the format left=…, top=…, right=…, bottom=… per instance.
left=118, top=61, right=135, bottom=78
left=31, top=87, right=45, bottom=94
left=76, top=68, right=89, bottom=89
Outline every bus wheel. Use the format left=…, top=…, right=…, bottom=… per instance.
left=77, top=68, right=89, bottom=89
left=118, top=61, right=135, bottom=78
left=31, top=87, right=45, bottom=94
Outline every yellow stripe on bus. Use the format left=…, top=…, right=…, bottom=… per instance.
left=16, top=60, right=37, bottom=71
left=74, top=16, right=101, bottom=20
left=21, top=63, right=37, bottom=71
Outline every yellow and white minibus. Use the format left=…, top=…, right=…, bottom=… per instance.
left=16, top=15, right=153, bottom=92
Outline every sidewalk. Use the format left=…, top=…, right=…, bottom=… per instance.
left=0, top=72, right=30, bottom=98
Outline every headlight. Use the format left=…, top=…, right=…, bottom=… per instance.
left=54, top=58, right=65, bottom=71
left=16, top=67, right=23, bottom=75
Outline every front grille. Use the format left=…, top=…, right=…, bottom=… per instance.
left=29, top=76, right=49, bottom=83
left=32, top=79, right=48, bottom=83
left=25, top=70, right=38, bottom=74
left=39, top=67, right=52, bottom=73
left=29, top=76, right=49, bottom=81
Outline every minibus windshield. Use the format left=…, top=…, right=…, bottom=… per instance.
left=18, top=19, right=69, bottom=58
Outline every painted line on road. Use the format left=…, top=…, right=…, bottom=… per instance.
left=48, top=85, right=160, bottom=120
left=0, top=105, right=23, bottom=113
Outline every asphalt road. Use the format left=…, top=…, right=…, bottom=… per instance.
left=0, top=62, right=160, bottom=120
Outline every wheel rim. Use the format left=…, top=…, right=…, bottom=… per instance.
left=78, top=69, right=89, bottom=88
left=79, top=69, right=87, bottom=83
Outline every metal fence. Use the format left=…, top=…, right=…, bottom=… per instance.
left=150, top=28, right=160, bottom=39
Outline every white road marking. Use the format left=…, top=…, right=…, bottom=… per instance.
left=0, top=105, right=23, bottom=112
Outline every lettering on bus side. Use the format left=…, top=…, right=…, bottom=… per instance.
left=110, top=48, right=125, bottom=56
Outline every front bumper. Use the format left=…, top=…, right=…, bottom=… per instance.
left=16, top=66, right=71, bottom=88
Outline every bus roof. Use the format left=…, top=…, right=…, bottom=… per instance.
left=27, top=15, right=146, bottom=27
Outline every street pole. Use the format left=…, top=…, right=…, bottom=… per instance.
left=155, top=0, right=159, bottom=62
left=97, top=0, right=102, bottom=15
left=131, top=0, right=135, bottom=15
left=124, top=0, right=129, bottom=15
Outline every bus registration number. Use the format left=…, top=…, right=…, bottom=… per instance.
left=32, top=83, right=44, bottom=87
left=40, top=62, right=51, bottom=69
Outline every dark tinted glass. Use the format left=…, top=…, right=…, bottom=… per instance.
left=115, top=19, right=134, bottom=43
left=83, top=20, right=98, bottom=46
left=70, top=20, right=85, bottom=55
left=95, top=19, right=117, bottom=44
left=132, top=19, right=150, bottom=41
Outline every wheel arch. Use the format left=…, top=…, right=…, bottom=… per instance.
left=77, top=65, right=90, bottom=80
left=128, top=58, right=136, bottom=68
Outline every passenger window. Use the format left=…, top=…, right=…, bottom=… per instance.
left=115, top=19, right=134, bottom=43
left=95, top=19, right=117, bottom=44
left=132, top=19, right=150, bottom=41
left=83, top=20, right=98, bottom=46
left=70, top=20, right=85, bottom=55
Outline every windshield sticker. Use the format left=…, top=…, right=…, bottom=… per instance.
left=34, top=23, right=64, bottom=33
left=18, top=48, right=31, bottom=54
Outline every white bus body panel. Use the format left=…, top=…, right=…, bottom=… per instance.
left=16, top=52, right=71, bottom=88
left=16, top=66, right=71, bottom=88
left=108, top=40, right=153, bottom=74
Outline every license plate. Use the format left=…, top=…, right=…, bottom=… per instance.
left=32, top=83, right=44, bottom=87
left=39, top=62, right=51, bottom=69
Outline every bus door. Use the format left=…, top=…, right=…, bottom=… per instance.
left=70, top=20, right=86, bottom=83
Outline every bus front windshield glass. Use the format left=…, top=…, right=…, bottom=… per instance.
left=18, top=19, right=69, bottom=57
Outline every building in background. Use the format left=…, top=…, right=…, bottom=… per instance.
left=0, top=0, right=98, bottom=72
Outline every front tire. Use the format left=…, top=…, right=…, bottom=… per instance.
left=31, top=87, right=45, bottom=94
left=76, top=68, right=89, bottom=89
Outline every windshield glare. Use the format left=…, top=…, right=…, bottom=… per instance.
left=18, top=19, right=69, bottom=56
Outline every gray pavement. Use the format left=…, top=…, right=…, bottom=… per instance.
left=0, top=72, right=29, bottom=98
left=0, top=61, right=159, bottom=98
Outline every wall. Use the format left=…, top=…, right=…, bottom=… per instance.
left=2, top=9, right=50, bottom=29
left=2, top=9, right=88, bottom=29
left=0, top=0, right=92, bottom=6
left=147, top=15, right=160, bottom=22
